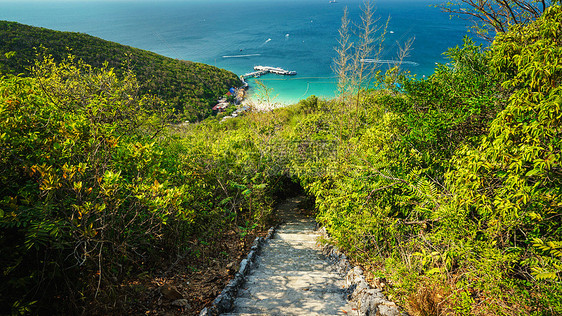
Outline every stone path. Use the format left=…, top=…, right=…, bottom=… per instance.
left=221, top=196, right=354, bottom=316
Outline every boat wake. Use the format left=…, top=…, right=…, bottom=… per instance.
left=259, top=38, right=272, bottom=47
left=223, top=54, right=262, bottom=58
left=361, top=59, right=419, bottom=66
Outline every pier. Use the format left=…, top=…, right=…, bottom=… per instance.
left=240, top=65, right=297, bottom=81
left=241, top=70, right=268, bottom=79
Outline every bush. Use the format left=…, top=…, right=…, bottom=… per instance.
left=0, top=56, right=203, bottom=313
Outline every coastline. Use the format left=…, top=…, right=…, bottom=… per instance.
left=242, top=76, right=338, bottom=108
left=240, top=96, right=291, bottom=112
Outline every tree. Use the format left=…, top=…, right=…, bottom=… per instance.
left=332, top=1, right=389, bottom=139
left=439, top=0, right=557, bottom=40
left=446, top=2, right=562, bottom=282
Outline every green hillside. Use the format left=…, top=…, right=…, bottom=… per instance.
left=0, top=21, right=241, bottom=122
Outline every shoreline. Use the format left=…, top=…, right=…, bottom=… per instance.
left=241, top=77, right=337, bottom=108
left=240, top=97, right=292, bottom=112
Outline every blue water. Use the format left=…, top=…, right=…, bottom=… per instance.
left=1, top=0, right=476, bottom=104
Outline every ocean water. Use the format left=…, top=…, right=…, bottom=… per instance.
left=1, top=0, right=476, bottom=104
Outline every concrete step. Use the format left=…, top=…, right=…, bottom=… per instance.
left=220, top=314, right=269, bottom=316
left=228, top=296, right=351, bottom=316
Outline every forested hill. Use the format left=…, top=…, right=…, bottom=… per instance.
left=0, top=21, right=241, bottom=121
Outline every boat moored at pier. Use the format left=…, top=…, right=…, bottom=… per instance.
left=253, top=66, right=297, bottom=76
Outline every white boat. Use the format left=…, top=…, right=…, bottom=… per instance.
left=253, top=65, right=297, bottom=76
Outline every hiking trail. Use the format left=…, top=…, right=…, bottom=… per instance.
left=221, top=196, right=353, bottom=316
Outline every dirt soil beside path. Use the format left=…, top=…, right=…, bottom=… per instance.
left=113, top=227, right=268, bottom=316
left=96, top=195, right=314, bottom=315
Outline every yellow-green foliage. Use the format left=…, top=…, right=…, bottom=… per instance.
left=1, top=5, right=561, bottom=316
left=276, top=5, right=562, bottom=315
left=0, top=56, right=271, bottom=314
left=439, top=6, right=562, bottom=310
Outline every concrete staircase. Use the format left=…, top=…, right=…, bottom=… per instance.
left=221, top=196, right=352, bottom=316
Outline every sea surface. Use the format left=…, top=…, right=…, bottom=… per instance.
left=1, top=0, right=478, bottom=104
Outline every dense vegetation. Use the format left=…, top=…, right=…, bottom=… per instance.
left=1, top=3, right=560, bottom=315
left=0, top=54, right=289, bottom=314
left=0, top=21, right=241, bottom=122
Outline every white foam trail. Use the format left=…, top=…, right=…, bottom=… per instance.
left=259, top=38, right=272, bottom=47
left=222, top=54, right=262, bottom=58
left=361, top=59, right=419, bottom=66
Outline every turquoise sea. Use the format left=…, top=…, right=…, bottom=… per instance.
left=1, top=0, right=476, bottom=104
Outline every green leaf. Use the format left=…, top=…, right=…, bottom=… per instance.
left=534, top=271, right=558, bottom=280
left=219, top=197, right=233, bottom=206
left=525, top=169, right=541, bottom=177
left=426, top=268, right=441, bottom=275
